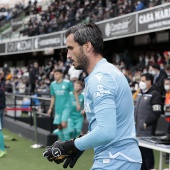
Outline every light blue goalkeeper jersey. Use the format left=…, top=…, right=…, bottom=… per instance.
left=75, top=58, right=141, bottom=162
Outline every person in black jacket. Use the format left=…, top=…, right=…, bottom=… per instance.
left=149, top=64, right=167, bottom=95
left=0, top=71, right=6, bottom=157
left=29, top=62, right=39, bottom=94
left=135, top=73, right=162, bottom=170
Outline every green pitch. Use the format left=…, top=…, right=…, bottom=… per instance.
left=1, top=129, right=169, bottom=170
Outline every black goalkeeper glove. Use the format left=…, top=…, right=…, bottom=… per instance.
left=43, top=139, right=84, bottom=168
left=53, top=140, right=84, bottom=169
left=43, top=146, right=67, bottom=163
left=63, top=148, right=84, bottom=168
left=43, top=140, right=72, bottom=162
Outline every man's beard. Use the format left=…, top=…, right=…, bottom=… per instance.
left=74, top=47, right=89, bottom=71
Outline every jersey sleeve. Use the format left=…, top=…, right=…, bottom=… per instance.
left=75, top=73, right=118, bottom=150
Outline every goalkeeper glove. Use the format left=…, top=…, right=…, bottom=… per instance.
left=52, top=140, right=77, bottom=156
left=43, top=146, right=66, bottom=162
left=43, top=139, right=84, bottom=168
left=52, top=140, right=84, bottom=168
left=63, top=148, right=84, bottom=168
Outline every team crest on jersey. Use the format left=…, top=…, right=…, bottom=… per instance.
left=95, top=73, right=103, bottom=82
left=62, top=85, right=65, bottom=89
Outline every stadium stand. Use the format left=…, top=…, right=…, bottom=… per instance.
left=0, top=0, right=169, bottom=40
left=19, top=0, right=168, bottom=37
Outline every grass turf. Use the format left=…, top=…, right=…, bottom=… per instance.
left=2, top=129, right=93, bottom=170
left=1, top=129, right=169, bottom=170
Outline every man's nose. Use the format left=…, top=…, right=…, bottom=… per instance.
left=67, top=52, right=72, bottom=59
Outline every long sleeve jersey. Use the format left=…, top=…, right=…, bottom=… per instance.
left=75, top=58, right=139, bottom=157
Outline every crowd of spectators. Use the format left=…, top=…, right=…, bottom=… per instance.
left=1, top=0, right=170, bottom=36
left=1, top=49, right=170, bottom=118
left=1, top=50, right=170, bottom=96
left=1, top=56, right=86, bottom=96
left=0, top=3, right=24, bottom=28
left=19, top=0, right=170, bottom=37
left=24, top=0, right=42, bottom=16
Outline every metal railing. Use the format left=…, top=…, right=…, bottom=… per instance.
left=5, top=92, right=54, bottom=147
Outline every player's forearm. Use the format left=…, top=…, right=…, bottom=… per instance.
left=49, top=96, right=55, bottom=111
left=74, top=106, right=116, bottom=151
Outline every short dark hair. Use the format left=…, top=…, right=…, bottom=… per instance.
left=74, top=80, right=84, bottom=88
left=141, top=73, right=154, bottom=85
left=65, top=23, right=103, bottom=55
left=164, top=78, right=170, bottom=82
left=151, top=64, right=160, bottom=70
left=54, top=68, right=63, bottom=74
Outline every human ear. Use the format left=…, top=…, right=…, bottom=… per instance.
left=85, top=42, right=93, bottom=53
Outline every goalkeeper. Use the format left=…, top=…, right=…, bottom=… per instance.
left=43, top=23, right=142, bottom=169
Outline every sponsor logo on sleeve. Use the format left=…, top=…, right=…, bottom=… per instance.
left=94, top=85, right=111, bottom=98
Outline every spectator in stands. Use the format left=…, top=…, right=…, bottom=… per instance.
left=164, top=51, right=170, bottom=65
left=135, top=0, right=146, bottom=11
left=119, top=60, right=126, bottom=69
left=37, top=80, right=49, bottom=93
left=0, top=71, right=7, bottom=158
left=138, top=54, right=145, bottom=70
left=5, top=70, right=12, bottom=80
left=144, top=55, right=149, bottom=66
left=133, top=69, right=142, bottom=83
left=122, top=68, right=133, bottom=83
left=132, top=83, right=140, bottom=103
left=149, top=55, right=156, bottom=66
left=17, top=79, right=26, bottom=94
left=12, top=76, right=19, bottom=93
left=3, top=64, right=9, bottom=77
left=165, top=65, right=170, bottom=79
left=5, top=80, right=13, bottom=93
left=47, top=69, right=73, bottom=141
left=135, top=73, right=162, bottom=170
left=157, top=53, right=164, bottom=65
left=163, top=78, right=170, bottom=163
left=164, top=78, right=170, bottom=114
left=44, top=60, right=53, bottom=77
left=149, top=63, right=167, bottom=95
left=29, top=62, right=39, bottom=94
